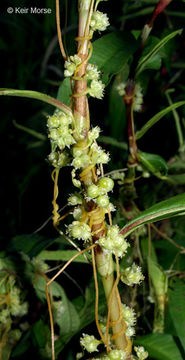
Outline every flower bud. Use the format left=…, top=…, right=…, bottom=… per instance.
left=98, top=177, right=114, bottom=193
left=80, top=333, right=100, bottom=353
left=97, top=195, right=109, bottom=208
left=90, top=11, right=109, bottom=32
left=47, top=115, right=60, bottom=129
left=88, top=80, right=105, bottom=99
left=87, top=184, right=100, bottom=199
left=121, top=263, right=144, bottom=286
left=68, top=221, right=91, bottom=241
left=73, top=207, right=83, bottom=220
left=108, top=349, right=127, bottom=360
left=86, top=64, right=100, bottom=80
left=68, top=194, right=83, bottom=205
left=134, top=346, right=148, bottom=360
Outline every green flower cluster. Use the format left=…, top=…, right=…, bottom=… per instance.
left=98, top=225, right=129, bottom=257
left=47, top=110, right=74, bottom=168
left=121, top=263, right=144, bottom=286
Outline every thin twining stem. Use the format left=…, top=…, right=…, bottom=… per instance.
left=56, top=0, right=67, bottom=60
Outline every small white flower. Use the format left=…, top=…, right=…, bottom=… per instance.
left=134, top=346, right=148, bottom=360
left=67, top=221, right=91, bottom=241
left=122, top=304, right=136, bottom=327
left=108, top=349, right=127, bottom=360
left=88, top=126, right=101, bottom=143
left=133, top=84, right=143, bottom=112
left=90, top=11, right=109, bottom=32
left=116, top=83, right=126, bottom=96
left=86, top=64, right=100, bottom=80
left=68, top=193, right=83, bottom=206
left=125, top=326, right=135, bottom=338
left=121, top=263, right=144, bottom=286
left=88, top=80, right=105, bottom=99
left=64, top=55, right=82, bottom=77
left=80, top=333, right=101, bottom=353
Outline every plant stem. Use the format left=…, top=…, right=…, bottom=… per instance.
left=74, top=0, right=93, bottom=140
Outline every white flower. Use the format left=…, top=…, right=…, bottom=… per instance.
left=125, top=326, right=135, bottom=338
left=134, top=346, right=148, bottom=360
left=64, top=55, right=82, bottom=77
left=108, top=349, right=127, bottom=360
left=98, top=225, right=129, bottom=257
left=68, top=193, right=83, bottom=206
left=88, top=126, right=101, bottom=143
left=80, top=333, right=101, bottom=353
left=133, top=84, right=143, bottom=112
left=90, top=11, right=109, bottom=32
left=86, top=64, right=100, bottom=80
left=122, top=304, right=136, bottom=327
left=67, top=221, right=91, bottom=241
left=116, top=83, right=126, bottom=96
left=88, top=80, right=105, bottom=99
left=121, top=263, right=144, bottom=286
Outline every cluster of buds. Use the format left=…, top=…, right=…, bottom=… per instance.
left=47, top=110, right=74, bottom=168
left=116, top=82, right=143, bottom=112
left=64, top=55, right=82, bottom=77
left=80, top=333, right=101, bottom=353
left=91, top=349, right=128, bottom=360
left=121, top=302, right=136, bottom=339
left=121, top=263, right=144, bottom=286
left=90, top=10, right=109, bottom=32
left=86, top=177, right=114, bottom=208
left=0, top=274, right=28, bottom=327
left=47, top=110, right=75, bottom=150
left=67, top=221, right=91, bottom=242
left=72, top=137, right=109, bottom=170
left=134, top=346, right=148, bottom=360
left=97, top=225, right=129, bottom=257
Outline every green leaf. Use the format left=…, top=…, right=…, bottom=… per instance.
left=8, top=234, right=54, bottom=257
left=121, top=193, right=185, bottom=237
left=91, top=32, right=137, bottom=84
left=138, top=151, right=168, bottom=179
left=136, top=101, right=185, bottom=140
left=168, top=278, right=185, bottom=345
left=57, top=78, right=71, bottom=107
left=136, top=29, right=182, bottom=76
left=37, top=250, right=89, bottom=263
left=135, top=334, right=183, bottom=360
left=140, top=37, right=162, bottom=71
left=149, top=259, right=167, bottom=298
left=0, top=89, right=72, bottom=116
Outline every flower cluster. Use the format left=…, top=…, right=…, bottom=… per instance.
left=97, top=225, right=129, bottom=257
left=67, top=221, right=91, bottom=242
left=134, top=346, right=148, bottom=360
left=80, top=333, right=101, bottom=353
left=90, top=10, right=109, bottom=32
left=86, top=176, right=114, bottom=208
left=47, top=110, right=74, bottom=168
left=91, top=349, right=127, bottom=360
left=0, top=274, right=28, bottom=328
left=121, top=263, right=144, bottom=286
left=64, top=55, right=82, bottom=77
left=116, top=82, right=143, bottom=112
left=72, top=134, right=109, bottom=171
left=88, top=79, right=105, bottom=99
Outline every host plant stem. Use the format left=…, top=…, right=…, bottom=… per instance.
left=73, top=0, right=129, bottom=354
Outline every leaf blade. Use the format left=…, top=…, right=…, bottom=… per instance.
left=121, top=193, right=185, bottom=237
left=136, top=101, right=185, bottom=140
